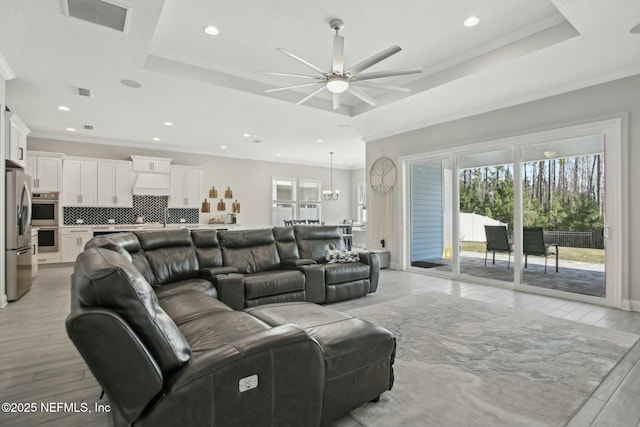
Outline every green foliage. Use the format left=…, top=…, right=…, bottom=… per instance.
left=459, top=160, right=603, bottom=232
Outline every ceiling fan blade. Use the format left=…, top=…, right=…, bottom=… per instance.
left=347, top=86, right=377, bottom=107
left=332, top=92, right=341, bottom=110
left=257, top=71, right=323, bottom=79
left=265, top=82, right=323, bottom=93
left=351, top=80, right=410, bottom=93
left=345, top=45, right=401, bottom=76
left=353, top=67, right=423, bottom=81
left=277, top=48, right=327, bottom=76
left=296, top=86, right=326, bottom=105
left=332, top=35, right=344, bottom=74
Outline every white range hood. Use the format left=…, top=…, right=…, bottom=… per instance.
left=130, top=155, right=172, bottom=196
left=132, top=173, right=171, bottom=196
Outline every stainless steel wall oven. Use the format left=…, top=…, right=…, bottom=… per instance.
left=31, top=192, right=59, bottom=226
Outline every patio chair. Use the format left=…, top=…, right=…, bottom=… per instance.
left=484, top=225, right=513, bottom=269
left=523, top=227, right=559, bottom=273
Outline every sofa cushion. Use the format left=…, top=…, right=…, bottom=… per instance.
left=273, top=226, right=301, bottom=261
left=73, top=247, right=191, bottom=375
left=324, top=262, right=370, bottom=285
left=159, top=290, right=232, bottom=325
left=219, top=229, right=281, bottom=273
left=134, top=229, right=200, bottom=286
left=177, top=311, right=271, bottom=354
left=191, top=229, right=224, bottom=269
left=86, top=232, right=156, bottom=286
left=155, top=278, right=218, bottom=299
left=294, top=225, right=346, bottom=263
left=244, top=270, right=305, bottom=300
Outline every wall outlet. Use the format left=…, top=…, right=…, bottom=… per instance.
left=179, top=218, right=186, bottom=223
left=76, top=219, right=84, bottom=224
left=239, top=374, right=258, bottom=392
left=107, top=219, right=115, bottom=224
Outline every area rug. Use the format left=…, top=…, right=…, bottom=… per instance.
left=411, top=260, right=446, bottom=269
left=347, top=293, right=638, bottom=427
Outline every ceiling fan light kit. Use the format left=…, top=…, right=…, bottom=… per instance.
left=261, top=19, right=422, bottom=109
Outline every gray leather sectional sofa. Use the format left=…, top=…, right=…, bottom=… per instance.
left=85, top=225, right=380, bottom=309
left=66, top=225, right=394, bottom=427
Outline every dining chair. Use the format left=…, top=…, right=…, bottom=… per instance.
left=292, top=219, right=307, bottom=224
left=283, top=220, right=293, bottom=227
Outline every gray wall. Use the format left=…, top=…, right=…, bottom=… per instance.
left=366, top=73, right=639, bottom=302
left=28, top=138, right=357, bottom=228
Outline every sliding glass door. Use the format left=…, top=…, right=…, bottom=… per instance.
left=405, top=119, right=622, bottom=307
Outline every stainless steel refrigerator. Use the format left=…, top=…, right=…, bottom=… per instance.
left=6, top=168, right=33, bottom=301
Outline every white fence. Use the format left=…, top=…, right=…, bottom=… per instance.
left=459, top=213, right=505, bottom=242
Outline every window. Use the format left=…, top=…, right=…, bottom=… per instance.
left=357, top=180, right=366, bottom=224
left=271, top=177, right=297, bottom=226
left=271, top=177, right=322, bottom=225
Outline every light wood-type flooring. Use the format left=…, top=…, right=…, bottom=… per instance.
left=1, top=265, right=640, bottom=427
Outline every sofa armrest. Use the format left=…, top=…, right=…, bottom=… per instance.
left=358, top=251, right=381, bottom=292
left=298, top=264, right=325, bottom=303
left=216, top=273, right=245, bottom=310
left=199, top=266, right=238, bottom=277
left=281, top=258, right=316, bottom=267
left=66, top=309, right=163, bottom=424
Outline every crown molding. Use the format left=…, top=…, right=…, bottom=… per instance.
left=0, top=52, right=15, bottom=80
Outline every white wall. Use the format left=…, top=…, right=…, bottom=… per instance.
left=28, top=138, right=355, bottom=228
left=366, top=73, right=640, bottom=301
left=0, top=66, right=7, bottom=307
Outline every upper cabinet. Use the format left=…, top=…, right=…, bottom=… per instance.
left=131, top=155, right=172, bottom=174
left=97, top=160, right=133, bottom=207
left=5, top=112, right=30, bottom=169
left=170, top=166, right=202, bottom=208
left=62, top=158, right=98, bottom=206
left=26, top=152, right=63, bottom=192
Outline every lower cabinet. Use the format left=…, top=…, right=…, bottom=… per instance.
left=61, top=228, right=94, bottom=263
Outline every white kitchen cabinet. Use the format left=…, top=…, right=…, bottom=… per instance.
left=97, top=160, right=133, bottom=207
left=26, top=153, right=63, bottom=192
left=5, top=112, right=30, bottom=169
left=60, top=228, right=93, bottom=263
left=131, top=155, right=172, bottom=174
left=63, top=158, right=98, bottom=206
left=170, top=166, right=202, bottom=208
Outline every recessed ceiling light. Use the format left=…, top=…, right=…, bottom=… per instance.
left=204, top=25, right=219, bottom=36
left=464, top=16, right=480, bottom=27
left=66, top=127, right=76, bottom=132
left=276, top=153, right=282, bottom=157
left=121, top=79, right=142, bottom=88
left=315, top=139, right=323, bottom=143
left=243, top=133, right=251, bottom=137
left=163, top=121, right=173, bottom=126
left=220, top=145, right=227, bottom=149
left=152, top=137, right=160, bottom=141
left=58, top=105, right=70, bottom=111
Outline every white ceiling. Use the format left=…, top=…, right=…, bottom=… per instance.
left=1, top=0, right=639, bottom=169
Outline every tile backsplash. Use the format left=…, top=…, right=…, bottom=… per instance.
left=63, top=196, right=199, bottom=225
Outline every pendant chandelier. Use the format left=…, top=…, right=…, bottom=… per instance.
left=323, top=152, right=340, bottom=201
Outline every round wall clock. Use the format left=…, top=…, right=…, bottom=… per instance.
left=369, top=157, right=397, bottom=194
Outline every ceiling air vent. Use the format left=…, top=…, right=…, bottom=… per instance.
left=83, top=125, right=94, bottom=130
left=66, top=0, right=129, bottom=32
left=76, top=87, right=92, bottom=97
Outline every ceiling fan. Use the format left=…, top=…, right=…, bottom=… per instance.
left=259, top=19, right=423, bottom=110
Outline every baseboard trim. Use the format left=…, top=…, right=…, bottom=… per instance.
left=626, top=299, right=640, bottom=312
left=389, top=262, right=401, bottom=270
left=0, top=294, right=8, bottom=309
